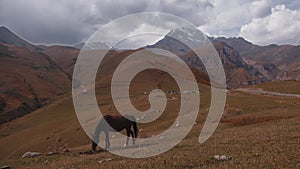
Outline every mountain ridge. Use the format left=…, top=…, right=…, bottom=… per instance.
left=0, top=26, right=299, bottom=124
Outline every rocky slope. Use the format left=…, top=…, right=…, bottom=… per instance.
left=0, top=27, right=73, bottom=124
left=216, top=37, right=300, bottom=81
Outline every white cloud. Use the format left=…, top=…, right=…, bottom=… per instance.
left=198, top=0, right=272, bottom=37
left=1, top=0, right=300, bottom=45
left=239, top=4, right=300, bottom=45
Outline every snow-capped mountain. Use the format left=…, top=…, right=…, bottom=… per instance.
left=147, top=26, right=209, bottom=55
left=73, top=41, right=112, bottom=50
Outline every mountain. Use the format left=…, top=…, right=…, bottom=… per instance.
left=215, top=37, right=300, bottom=81
left=182, top=41, right=266, bottom=88
left=72, top=41, right=112, bottom=50
left=0, top=26, right=299, bottom=124
left=41, top=45, right=79, bottom=76
left=149, top=28, right=267, bottom=88
left=0, top=26, right=41, bottom=51
left=0, top=27, right=74, bottom=124
left=148, top=27, right=208, bottom=55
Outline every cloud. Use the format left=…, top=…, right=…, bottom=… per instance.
left=0, top=0, right=96, bottom=44
left=198, top=0, right=272, bottom=37
left=239, top=4, right=300, bottom=45
left=0, top=0, right=214, bottom=45
left=0, top=0, right=299, bottom=45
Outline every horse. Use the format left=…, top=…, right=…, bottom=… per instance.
left=91, top=114, right=138, bottom=151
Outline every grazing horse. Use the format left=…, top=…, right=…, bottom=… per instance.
left=92, top=114, right=138, bottom=151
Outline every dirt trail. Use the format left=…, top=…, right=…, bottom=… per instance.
left=236, top=88, right=300, bottom=98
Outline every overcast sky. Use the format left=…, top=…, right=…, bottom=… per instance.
left=0, top=0, right=299, bottom=46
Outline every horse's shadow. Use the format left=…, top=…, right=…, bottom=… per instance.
left=79, top=149, right=107, bottom=155
left=91, top=141, right=160, bottom=154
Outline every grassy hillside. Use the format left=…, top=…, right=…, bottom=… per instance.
left=0, top=80, right=299, bottom=168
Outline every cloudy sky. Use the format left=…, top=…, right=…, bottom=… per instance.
left=0, top=0, right=299, bottom=46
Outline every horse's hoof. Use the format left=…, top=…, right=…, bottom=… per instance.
left=123, top=144, right=128, bottom=147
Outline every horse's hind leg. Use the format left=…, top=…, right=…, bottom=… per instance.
left=129, top=129, right=135, bottom=144
left=105, top=131, right=110, bottom=149
left=92, top=140, right=97, bottom=151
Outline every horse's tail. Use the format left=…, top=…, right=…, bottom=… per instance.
left=132, top=118, right=138, bottom=138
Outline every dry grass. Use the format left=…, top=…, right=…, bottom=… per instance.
left=0, top=80, right=300, bottom=168
left=221, top=115, right=292, bottom=126
left=251, top=80, right=300, bottom=95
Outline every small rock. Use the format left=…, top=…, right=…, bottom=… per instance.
left=1, top=166, right=10, bottom=169
left=63, top=149, right=69, bottom=153
left=22, top=152, right=42, bottom=158
left=159, top=135, right=166, bottom=139
left=82, top=87, right=87, bottom=93
left=214, top=154, right=232, bottom=161
left=98, top=158, right=112, bottom=164
left=214, top=155, right=220, bottom=159
left=46, top=152, right=59, bottom=156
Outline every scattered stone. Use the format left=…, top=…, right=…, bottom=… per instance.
left=182, top=91, right=189, bottom=94
left=82, top=87, right=87, bottom=94
left=159, top=135, right=166, bottom=140
left=0, top=166, right=10, bottom=169
left=111, top=134, right=115, bottom=138
left=62, top=149, right=69, bottom=153
left=98, top=158, right=112, bottom=164
left=168, top=97, right=178, bottom=101
left=22, top=152, right=42, bottom=158
left=46, top=152, right=59, bottom=156
left=214, top=155, right=232, bottom=161
left=175, top=121, right=181, bottom=127
left=150, top=110, right=160, bottom=113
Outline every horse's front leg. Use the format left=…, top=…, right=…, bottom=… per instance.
left=105, top=131, right=110, bottom=149
left=123, top=129, right=130, bottom=147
